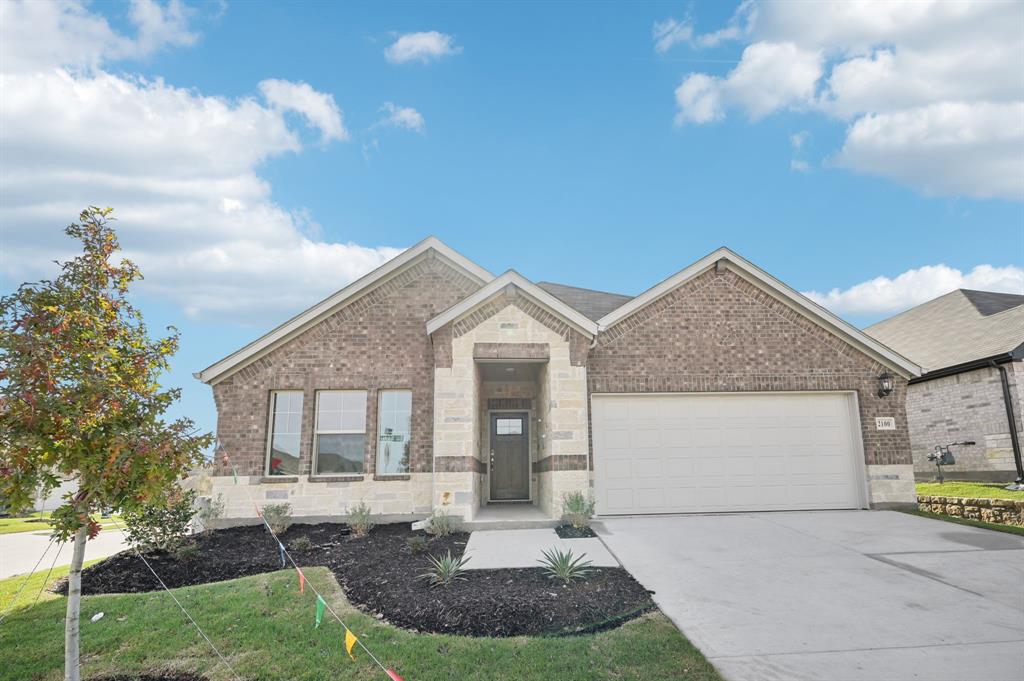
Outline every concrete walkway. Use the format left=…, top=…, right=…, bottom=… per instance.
left=596, top=511, right=1024, bottom=681
left=463, top=528, right=618, bottom=569
left=0, top=527, right=129, bottom=579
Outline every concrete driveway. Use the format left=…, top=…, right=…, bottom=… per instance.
left=595, top=511, right=1024, bottom=681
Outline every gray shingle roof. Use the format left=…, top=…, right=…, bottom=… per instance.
left=865, top=289, right=1024, bottom=372
left=535, top=281, right=633, bottom=322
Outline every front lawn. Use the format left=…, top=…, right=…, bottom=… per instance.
left=899, top=509, right=1024, bottom=537
left=0, top=512, right=122, bottom=535
left=915, top=481, right=1024, bottom=501
left=0, top=558, right=102, bottom=614
left=0, top=568, right=722, bottom=681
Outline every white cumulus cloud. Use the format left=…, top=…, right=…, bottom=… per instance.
left=0, top=0, right=403, bottom=324
left=803, top=264, right=1024, bottom=316
left=671, top=1, right=1024, bottom=200
left=384, top=31, right=461, bottom=64
left=374, top=102, right=425, bottom=133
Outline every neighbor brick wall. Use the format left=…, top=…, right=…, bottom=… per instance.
left=211, top=254, right=482, bottom=477
left=586, top=267, right=913, bottom=467
left=908, top=364, right=1023, bottom=477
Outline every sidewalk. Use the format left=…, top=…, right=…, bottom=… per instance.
left=0, top=527, right=128, bottom=579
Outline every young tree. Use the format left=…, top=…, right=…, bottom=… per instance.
left=0, top=207, right=212, bottom=681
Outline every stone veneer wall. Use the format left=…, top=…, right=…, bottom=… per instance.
left=207, top=254, right=481, bottom=520
left=586, top=266, right=917, bottom=507
left=433, top=300, right=590, bottom=520
left=908, top=364, right=1023, bottom=481
left=918, top=495, right=1024, bottom=526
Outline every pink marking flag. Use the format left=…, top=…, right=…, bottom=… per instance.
left=298, top=569, right=305, bottom=594
left=386, top=669, right=404, bottom=680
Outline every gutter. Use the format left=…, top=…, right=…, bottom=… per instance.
left=990, top=360, right=1024, bottom=485
left=908, top=351, right=1019, bottom=384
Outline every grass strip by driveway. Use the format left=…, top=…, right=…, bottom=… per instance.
left=899, top=509, right=1024, bottom=537
left=915, top=481, right=1024, bottom=501
left=0, top=513, right=122, bottom=535
left=0, top=558, right=102, bottom=614
left=0, top=567, right=722, bottom=681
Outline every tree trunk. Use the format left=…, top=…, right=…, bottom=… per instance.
left=64, top=524, right=89, bottom=681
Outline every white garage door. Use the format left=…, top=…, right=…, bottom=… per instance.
left=592, top=393, right=865, bottom=515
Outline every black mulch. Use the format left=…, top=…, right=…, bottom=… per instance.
left=554, top=524, right=597, bottom=539
left=57, top=523, right=654, bottom=637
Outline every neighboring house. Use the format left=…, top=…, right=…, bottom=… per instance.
left=867, top=290, right=1024, bottom=482
left=196, top=238, right=920, bottom=524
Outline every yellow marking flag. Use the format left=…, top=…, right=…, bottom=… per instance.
left=345, top=628, right=358, bottom=660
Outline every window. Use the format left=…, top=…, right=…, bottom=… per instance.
left=314, top=390, right=367, bottom=475
left=267, top=391, right=303, bottom=476
left=377, top=390, right=412, bottom=475
left=495, top=418, right=523, bottom=435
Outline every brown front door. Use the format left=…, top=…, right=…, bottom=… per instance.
left=490, top=412, right=530, bottom=501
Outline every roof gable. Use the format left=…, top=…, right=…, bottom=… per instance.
left=598, top=247, right=921, bottom=378
left=196, top=237, right=492, bottom=384
left=426, top=271, right=600, bottom=338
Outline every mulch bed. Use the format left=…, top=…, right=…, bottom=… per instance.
left=57, top=523, right=654, bottom=637
left=554, top=524, right=597, bottom=539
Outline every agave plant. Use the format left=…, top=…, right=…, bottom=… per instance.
left=538, top=547, right=594, bottom=583
left=417, top=550, right=471, bottom=587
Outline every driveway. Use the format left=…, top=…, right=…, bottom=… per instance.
left=0, top=527, right=128, bottom=579
left=595, top=511, right=1024, bottom=681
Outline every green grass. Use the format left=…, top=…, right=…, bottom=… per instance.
left=899, top=509, right=1024, bottom=537
left=916, top=481, right=1024, bottom=501
left=0, top=513, right=122, bottom=535
left=0, top=559, right=103, bottom=614
left=0, top=568, right=722, bottom=681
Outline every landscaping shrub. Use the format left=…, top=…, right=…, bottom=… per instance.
left=417, top=550, right=471, bottom=587
left=538, top=547, right=594, bottom=583
left=122, top=489, right=197, bottom=552
left=196, top=493, right=225, bottom=532
left=426, top=509, right=455, bottom=537
left=262, top=503, right=292, bottom=535
left=291, top=535, right=313, bottom=551
left=561, top=491, right=596, bottom=529
left=406, top=535, right=427, bottom=555
left=347, top=501, right=374, bottom=538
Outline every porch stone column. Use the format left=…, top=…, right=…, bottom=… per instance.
left=432, top=341, right=482, bottom=521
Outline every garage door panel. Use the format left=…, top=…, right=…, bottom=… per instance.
left=593, top=393, right=863, bottom=515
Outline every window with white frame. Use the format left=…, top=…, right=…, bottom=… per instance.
left=314, top=390, right=367, bottom=475
left=376, top=390, right=412, bottom=475
left=267, top=391, right=303, bottom=476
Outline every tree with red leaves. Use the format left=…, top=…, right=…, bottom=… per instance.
left=0, top=207, right=212, bottom=681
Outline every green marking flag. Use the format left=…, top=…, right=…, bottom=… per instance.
left=315, top=595, right=325, bottom=629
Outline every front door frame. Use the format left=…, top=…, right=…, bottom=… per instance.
left=486, top=409, right=533, bottom=503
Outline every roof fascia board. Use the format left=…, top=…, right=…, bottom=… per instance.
left=426, top=270, right=599, bottom=337
left=909, top=351, right=1019, bottom=384
left=598, top=247, right=921, bottom=378
left=197, top=237, right=492, bottom=385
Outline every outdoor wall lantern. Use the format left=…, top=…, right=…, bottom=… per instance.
left=877, top=370, right=894, bottom=398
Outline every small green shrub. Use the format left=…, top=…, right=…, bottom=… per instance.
left=417, top=550, right=471, bottom=587
left=291, top=535, right=313, bottom=551
left=262, top=503, right=292, bottom=535
left=347, top=501, right=374, bottom=538
left=561, top=491, right=596, bottom=529
left=122, top=489, right=197, bottom=552
left=172, top=541, right=200, bottom=559
left=406, top=535, right=428, bottom=555
left=197, top=493, right=225, bottom=532
left=538, top=547, right=594, bottom=583
left=426, top=510, right=455, bottom=537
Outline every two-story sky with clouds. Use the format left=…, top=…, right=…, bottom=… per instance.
left=2, top=0, right=1022, bottom=436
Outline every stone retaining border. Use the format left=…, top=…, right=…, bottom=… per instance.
left=917, top=495, right=1024, bottom=526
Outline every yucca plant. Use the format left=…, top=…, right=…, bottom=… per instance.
left=538, top=547, right=594, bottom=583
left=417, top=550, right=471, bottom=587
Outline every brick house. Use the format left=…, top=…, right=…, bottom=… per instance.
left=196, top=238, right=921, bottom=524
left=867, top=290, right=1024, bottom=483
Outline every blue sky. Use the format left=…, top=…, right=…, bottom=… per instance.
left=2, top=0, right=1022, bottom=437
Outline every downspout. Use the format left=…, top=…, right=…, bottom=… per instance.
left=990, top=360, right=1024, bottom=485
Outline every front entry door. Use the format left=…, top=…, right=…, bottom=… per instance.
left=490, top=412, right=530, bottom=501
